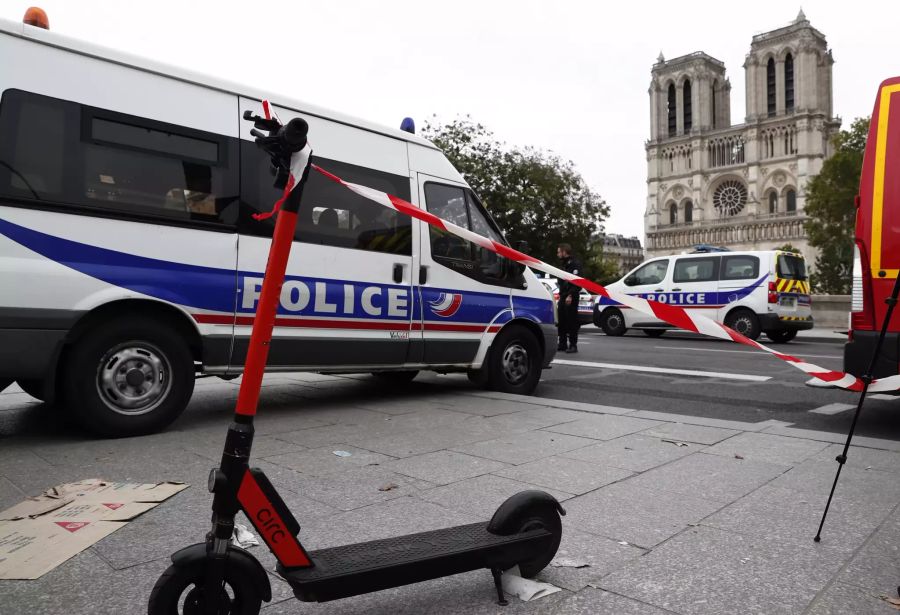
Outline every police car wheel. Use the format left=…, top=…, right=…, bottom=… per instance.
left=372, top=370, right=419, bottom=384
left=600, top=309, right=627, bottom=336
left=766, top=329, right=797, bottom=343
left=488, top=326, right=541, bottom=395
left=724, top=309, right=761, bottom=341
left=64, top=319, right=195, bottom=437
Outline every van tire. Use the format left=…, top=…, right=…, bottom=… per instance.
left=724, top=309, right=761, bottom=341
left=599, top=309, right=627, bottom=336
left=643, top=329, right=666, bottom=338
left=16, top=379, right=46, bottom=401
left=63, top=318, right=195, bottom=437
left=372, top=371, right=419, bottom=384
left=488, top=326, right=541, bottom=395
left=766, top=330, right=797, bottom=343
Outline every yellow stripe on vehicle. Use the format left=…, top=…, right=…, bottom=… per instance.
left=871, top=84, right=900, bottom=278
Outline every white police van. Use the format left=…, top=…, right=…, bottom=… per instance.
left=0, top=16, right=556, bottom=436
left=593, top=248, right=813, bottom=342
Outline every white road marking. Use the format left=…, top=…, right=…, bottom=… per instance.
left=654, top=345, right=841, bottom=360
left=870, top=394, right=897, bottom=401
left=552, top=359, right=772, bottom=382
left=809, top=403, right=856, bottom=415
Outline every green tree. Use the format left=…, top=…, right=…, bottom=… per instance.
left=422, top=117, right=609, bottom=279
left=804, top=117, right=869, bottom=294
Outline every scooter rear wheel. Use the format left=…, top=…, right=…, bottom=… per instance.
left=515, top=506, right=563, bottom=578
left=148, top=560, right=263, bottom=615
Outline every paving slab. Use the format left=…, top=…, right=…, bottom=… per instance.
left=810, top=443, right=900, bottom=473
left=623, top=451, right=788, bottom=503
left=703, top=484, right=883, bottom=556
left=769, top=458, right=900, bottom=508
left=626, top=410, right=788, bottom=432
left=806, top=582, right=900, bottom=615
left=536, top=529, right=646, bottom=592
left=418, top=474, right=574, bottom=519
left=837, top=549, right=900, bottom=597
left=464, top=391, right=636, bottom=416
left=493, top=456, right=633, bottom=495
left=703, top=432, right=831, bottom=466
left=547, top=588, right=679, bottom=615
left=262, top=444, right=396, bottom=477
left=473, top=407, right=586, bottom=434
left=381, top=450, right=510, bottom=485
left=452, top=430, right=595, bottom=465
left=563, top=481, right=722, bottom=549
left=283, top=465, right=434, bottom=511
left=544, top=414, right=663, bottom=441
left=346, top=423, right=495, bottom=458
left=560, top=434, right=695, bottom=473
left=599, top=525, right=849, bottom=615
left=638, top=422, right=740, bottom=445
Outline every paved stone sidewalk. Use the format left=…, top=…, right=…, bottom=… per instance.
left=2, top=374, right=900, bottom=614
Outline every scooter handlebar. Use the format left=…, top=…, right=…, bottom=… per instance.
left=281, top=118, right=309, bottom=152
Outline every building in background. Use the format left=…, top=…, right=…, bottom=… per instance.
left=644, top=10, right=839, bottom=262
left=598, top=233, right=644, bottom=275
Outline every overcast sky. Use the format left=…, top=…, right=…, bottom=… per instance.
left=6, top=1, right=898, bottom=241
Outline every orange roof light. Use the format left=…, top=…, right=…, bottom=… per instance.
left=23, top=7, right=49, bottom=29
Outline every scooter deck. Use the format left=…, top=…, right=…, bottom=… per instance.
left=278, top=521, right=553, bottom=602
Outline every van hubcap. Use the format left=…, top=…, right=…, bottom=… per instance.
left=501, top=342, right=529, bottom=385
left=96, top=342, right=171, bottom=415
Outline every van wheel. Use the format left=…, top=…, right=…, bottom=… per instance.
left=724, top=309, right=761, bottom=341
left=643, top=329, right=665, bottom=338
left=600, top=309, right=627, bottom=336
left=766, top=330, right=797, bottom=343
left=16, top=379, right=46, bottom=401
left=488, top=326, right=541, bottom=395
left=372, top=371, right=419, bottom=384
left=63, top=318, right=195, bottom=437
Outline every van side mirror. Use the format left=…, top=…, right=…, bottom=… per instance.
left=624, top=275, right=636, bottom=286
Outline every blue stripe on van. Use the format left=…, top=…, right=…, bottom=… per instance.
left=0, top=218, right=554, bottom=325
left=597, top=274, right=768, bottom=308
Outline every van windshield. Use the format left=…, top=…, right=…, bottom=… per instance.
left=777, top=254, right=807, bottom=280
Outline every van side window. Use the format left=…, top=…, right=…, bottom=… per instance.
left=424, top=182, right=521, bottom=287
left=0, top=89, right=238, bottom=226
left=673, top=257, right=719, bottom=283
left=626, top=260, right=668, bottom=286
left=240, top=143, right=411, bottom=255
left=721, top=255, right=760, bottom=280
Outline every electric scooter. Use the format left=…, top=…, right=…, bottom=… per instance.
left=148, top=108, right=565, bottom=614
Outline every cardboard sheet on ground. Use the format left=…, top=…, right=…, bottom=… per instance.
left=0, top=478, right=188, bottom=579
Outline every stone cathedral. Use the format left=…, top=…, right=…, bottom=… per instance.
left=644, top=10, right=840, bottom=264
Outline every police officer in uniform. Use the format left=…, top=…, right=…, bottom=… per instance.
left=556, top=243, right=581, bottom=353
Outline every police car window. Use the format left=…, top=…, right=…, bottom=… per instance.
left=627, top=260, right=668, bottom=286
left=721, top=255, right=759, bottom=280
left=0, top=89, right=238, bottom=226
left=425, top=184, right=470, bottom=261
left=240, top=144, right=412, bottom=255
left=673, top=257, right=719, bottom=283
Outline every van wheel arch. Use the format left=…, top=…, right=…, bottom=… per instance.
left=63, top=300, right=203, bottom=362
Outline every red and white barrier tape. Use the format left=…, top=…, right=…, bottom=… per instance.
left=266, top=102, right=891, bottom=393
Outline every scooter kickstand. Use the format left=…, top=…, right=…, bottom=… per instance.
left=491, top=568, right=508, bottom=606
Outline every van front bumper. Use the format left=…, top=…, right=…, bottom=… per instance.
left=759, top=314, right=814, bottom=332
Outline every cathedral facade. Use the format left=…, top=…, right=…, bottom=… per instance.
left=644, top=11, right=840, bottom=264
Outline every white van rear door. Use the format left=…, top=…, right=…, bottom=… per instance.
left=416, top=174, right=513, bottom=366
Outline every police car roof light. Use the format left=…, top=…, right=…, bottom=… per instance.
left=692, top=244, right=730, bottom=253
left=400, top=117, right=415, bottom=134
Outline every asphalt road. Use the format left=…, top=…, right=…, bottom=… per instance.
left=2, top=325, right=898, bottom=442
left=537, top=325, right=900, bottom=441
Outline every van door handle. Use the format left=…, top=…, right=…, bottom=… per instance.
left=393, top=263, right=404, bottom=284
left=654, top=288, right=664, bottom=292
left=671, top=287, right=682, bottom=292
left=419, top=265, right=428, bottom=284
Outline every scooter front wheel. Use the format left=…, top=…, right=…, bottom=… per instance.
left=148, top=560, right=263, bottom=615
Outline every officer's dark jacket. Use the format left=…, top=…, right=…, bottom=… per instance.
left=558, top=256, right=582, bottom=300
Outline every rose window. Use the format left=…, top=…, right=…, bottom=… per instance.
left=713, top=180, right=747, bottom=216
